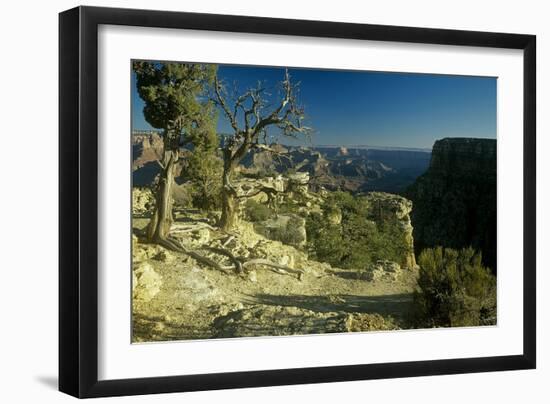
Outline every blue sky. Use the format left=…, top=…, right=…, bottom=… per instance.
left=132, top=64, right=496, bottom=149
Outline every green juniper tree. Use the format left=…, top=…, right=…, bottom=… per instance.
left=133, top=61, right=216, bottom=243
left=184, top=107, right=223, bottom=211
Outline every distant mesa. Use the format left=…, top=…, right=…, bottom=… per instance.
left=430, top=137, right=496, bottom=174
left=131, top=130, right=433, bottom=194
left=132, top=131, right=164, bottom=187
left=132, top=130, right=163, bottom=170
left=241, top=144, right=431, bottom=194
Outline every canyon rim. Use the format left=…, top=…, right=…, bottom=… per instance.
left=130, top=61, right=497, bottom=341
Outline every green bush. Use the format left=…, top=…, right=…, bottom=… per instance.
left=245, top=199, right=275, bottom=222
left=414, top=247, right=496, bottom=328
left=181, top=125, right=223, bottom=211
left=306, top=212, right=346, bottom=265
left=172, top=183, right=194, bottom=208
left=306, top=191, right=408, bottom=268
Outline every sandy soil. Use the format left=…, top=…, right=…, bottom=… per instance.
left=132, top=213, right=419, bottom=342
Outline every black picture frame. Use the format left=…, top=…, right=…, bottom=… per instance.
left=59, top=5, right=536, bottom=398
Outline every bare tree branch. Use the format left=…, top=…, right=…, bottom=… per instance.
left=213, top=76, right=239, bottom=133
left=213, top=68, right=313, bottom=230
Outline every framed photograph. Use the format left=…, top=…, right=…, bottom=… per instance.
left=59, top=6, right=536, bottom=398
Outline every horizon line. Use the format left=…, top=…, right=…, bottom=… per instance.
left=131, top=129, right=434, bottom=151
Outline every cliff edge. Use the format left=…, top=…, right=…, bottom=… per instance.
left=406, top=138, right=497, bottom=271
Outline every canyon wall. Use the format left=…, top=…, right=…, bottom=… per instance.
left=407, top=138, right=497, bottom=271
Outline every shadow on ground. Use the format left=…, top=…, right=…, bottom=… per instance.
left=243, top=293, right=414, bottom=319
left=132, top=312, right=213, bottom=342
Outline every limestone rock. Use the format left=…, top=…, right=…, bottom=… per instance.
left=254, top=214, right=307, bottom=247
left=191, top=228, right=210, bottom=246
left=234, top=175, right=286, bottom=204
left=362, top=192, right=417, bottom=269
left=365, top=260, right=402, bottom=282
left=407, top=138, right=497, bottom=272
left=214, top=305, right=348, bottom=338
left=247, top=270, right=257, bottom=283
left=133, top=262, right=162, bottom=302
left=315, top=191, right=416, bottom=269
left=430, top=137, right=496, bottom=174
left=173, top=267, right=220, bottom=304
left=154, top=249, right=176, bottom=263
left=286, top=172, right=310, bottom=197
left=132, top=187, right=155, bottom=216
left=133, top=243, right=161, bottom=263
left=214, top=305, right=397, bottom=338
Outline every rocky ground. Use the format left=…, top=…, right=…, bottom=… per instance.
left=132, top=207, right=419, bottom=342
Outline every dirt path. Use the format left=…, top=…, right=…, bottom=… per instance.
left=132, top=238, right=418, bottom=342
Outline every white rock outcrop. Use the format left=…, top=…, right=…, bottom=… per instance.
left=133, top=262, right=163, bottom=302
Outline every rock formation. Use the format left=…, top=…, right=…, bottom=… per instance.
left=132, top=131, right=188, bottom=187
left=308, top=191, right=417, bottom=272
left=406, top=138, right=497, bottom=271
left=337, top=146, right=349, bottom=156
left=133, top=262, right=163, bottom=302
left=365, top=260, right=402, bottom=281
left=213, top=306, right=397, bottom=338
left=254, top=214, right=307, bottom=247
left=132, top=132, right=163, bottom=187
left=132, top=131, right=163, bottom=170
left=240, top=145, right=430, bottom=194
left=132, top=187, right=154, bottom=216
left=361, top=192, right=417, bottom=270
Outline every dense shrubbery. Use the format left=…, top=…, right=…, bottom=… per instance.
left=245, top=199, right=275, bottom=222
left=183, top=145, right=223, bottom=211
left=172, top=183, right=194, bottom=208
left=414, top=247, right=496, bottom=328
left=306, top=192, right=407, bottom=268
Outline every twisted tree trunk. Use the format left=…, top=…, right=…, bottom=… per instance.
left=213, top=70, right=311, bottom=232
left=220, top=166, right=238, bottom=231
left=147, top=147, right=178, bottom=241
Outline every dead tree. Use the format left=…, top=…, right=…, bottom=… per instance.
left=134, top=67, right=308, bottom=278
left=213, top=69, right=312, bottom=231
